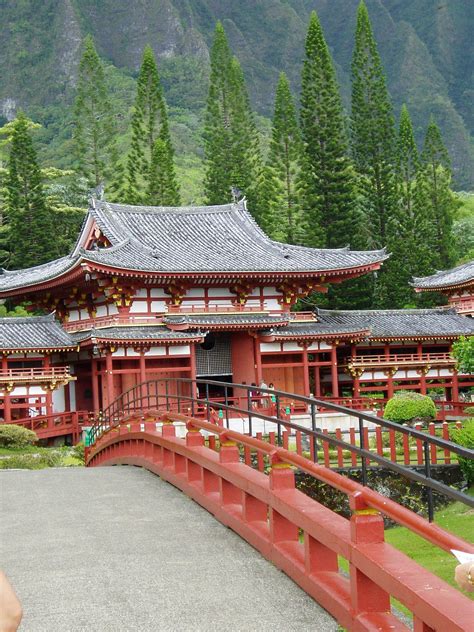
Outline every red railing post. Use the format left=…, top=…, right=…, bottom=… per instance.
left=349, top=492, right=390, bottom=617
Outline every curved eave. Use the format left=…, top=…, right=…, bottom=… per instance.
left=166, top=320, right=290, bottom=332
left=413, top=279, right=474, bottom=293
left=78, top=335, right=205, bottom=348
left=0, top=263, right=85, bottom=298
left=81, top=260, right=385, bottom=281
left=1, top=346, right=77, bottom=354
left=369, top=334, right=471, bottom=342
left=263, top=329, right=370, bottom=343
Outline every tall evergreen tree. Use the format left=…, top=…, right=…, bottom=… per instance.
left=299, top=11, right=356, bottom=249
left=72, top=35, right=117, bottom=188
left=262, top=73, right=303, bottom=243
left=5, top=113, right=57, bottom=269
left=147, top=138, right=180, bottom=205
left=383, top=105, right=434, bottom=307
left=203, top=22, right=261, bottom=217
left=350, top=0, right=397, bottom=250
left=125, top=45, right=179, bottom=205
left=419, top=117, right=458, bottom=269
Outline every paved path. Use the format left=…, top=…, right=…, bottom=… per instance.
left=1, top=467, right=337, bottom=632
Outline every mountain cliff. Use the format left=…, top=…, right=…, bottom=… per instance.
left=1, top=0, right=472, bottom=187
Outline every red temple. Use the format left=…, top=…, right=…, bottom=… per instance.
left=1, top=199, right=472, bottom=427
left=412, top=261, right=474, bottom=316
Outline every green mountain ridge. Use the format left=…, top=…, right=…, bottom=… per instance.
left=1, top=0, right=472, bottom=189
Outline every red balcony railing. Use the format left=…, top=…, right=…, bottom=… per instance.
left=348, top=352, right=454, bottom=368
left=0, top=366, right=73, bottom=383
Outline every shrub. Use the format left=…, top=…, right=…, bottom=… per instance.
left=450, top=419, right=474, bottom=484
left=0, top=424, right=38, bottom=448
left=463, top=406, right=474, bottom=416
left=71, top=442, right=86, bottom=464
left=0, top=451, right=62, bottom=470
left=384, top=392, right=436, bottom=425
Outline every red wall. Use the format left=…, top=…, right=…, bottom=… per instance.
left=231, top=333, right=256, bottom=393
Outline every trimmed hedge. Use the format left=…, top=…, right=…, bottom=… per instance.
left=0, top=424, right=38, bottom=448
left=384, top=392, right=436, bottom=424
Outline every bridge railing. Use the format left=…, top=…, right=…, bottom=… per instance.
left=88, top=378, right=474, bottom=521
left=85, top=410, right=473, bottom=631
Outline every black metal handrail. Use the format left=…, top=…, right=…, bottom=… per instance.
left=88, top=378, right=474, bottom=520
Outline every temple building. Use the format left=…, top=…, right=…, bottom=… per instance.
left=0, top=199, right=473, bottom=423
left=412, top=260, right=474, bottom=316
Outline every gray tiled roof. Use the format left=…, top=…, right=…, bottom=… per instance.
left=412, top=261, right=474, bottom=290
left=0, top=315, right=76, bottom=350
left=317, top=308, right=474, bottom=339
left=163, top=313, right=292, bottom=328
left=0, top=255, right=79, bottom=292
left=0, top=200, right=387, bottom=292
left=264, top=308, right=474, bottom=340
left=83, top=200, right=387, bottom=273
left=72, top=326, right=205, bottom=344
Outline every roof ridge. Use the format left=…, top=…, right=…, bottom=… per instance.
left=97, top=199, right=239, bottom=215
left=0, top=314, right=57, bottom=324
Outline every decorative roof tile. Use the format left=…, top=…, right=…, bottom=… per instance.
left=0, top=315, right=76, bottom=351
left=412, top=261, right=474, bottom=290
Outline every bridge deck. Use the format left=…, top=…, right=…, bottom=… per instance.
left=1, top=467, right=337, bottom=632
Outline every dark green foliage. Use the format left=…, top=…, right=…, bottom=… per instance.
left=452, top=336, right=474, bottom=375
left=450, top=419, right=474, bottom=484
left=5, top=113, right=58, bottom=269
left=350, top=1, right=397, bottom=256
left=72, top=36, right=117, bottom=188
left=148, top=138, right=180, bottom=206
left=384, top=392, right=437, bottom=424
left=0, top=425, right=37, bottom=448
left=203, top=22, right=261, bottom=216
left=299, top=11, right=356, bottom=249
left=261, top=73, right=303, bottom=243
left=382, top=105, right=435, bottom=307
left=125, top=45, right=180, bottom=205
left=419, top=117, right=458, bottom=269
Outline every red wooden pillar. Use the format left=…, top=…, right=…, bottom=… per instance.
left=91, top=358, right=100, bottom=414
left=420, top=370, right=427, bottom=395
left=386, top=371, right=394, bottom=399
left=253, top=336, right=262, bottom=385
left=330, top=345, right=339, bottom=398
left=302, top=346, right=310, bottom=396
left=2, top=354, right=11, bottom=423
left=43, top=355, right=53, bottom=415
left=105, top=350, right=114, bottom=408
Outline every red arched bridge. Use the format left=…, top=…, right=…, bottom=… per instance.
left=84, top=379, right=474, bottom=632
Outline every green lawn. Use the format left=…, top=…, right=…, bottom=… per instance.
left=385, top=491, right=473, bottom=596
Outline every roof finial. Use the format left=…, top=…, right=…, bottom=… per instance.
left=231, top=186, right=243, bottom=204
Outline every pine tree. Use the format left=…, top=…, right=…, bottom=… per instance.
left=383, top=105, right=434, bottom=307
left=350, top=0, right=397, bottom=250
left=125, top=45, right=179, bottom=204
left=6, top=113, right=57, bottom=269
left=262, top=73, right=303, bottom=243
left=203, top=22, right=261, bottom=217
left=147, top=138, right=180, bottom=205
left=72, top=35, right=117, bottom=188
left=419, top=117, right=458, bottom=269
left=299, top=11, right=356, bottom=249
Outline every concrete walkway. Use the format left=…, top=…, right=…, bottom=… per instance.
left=1, top=467, right=337, bottom=632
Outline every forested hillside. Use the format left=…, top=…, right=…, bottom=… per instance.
left=1, top=0, right=473, bottom=188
